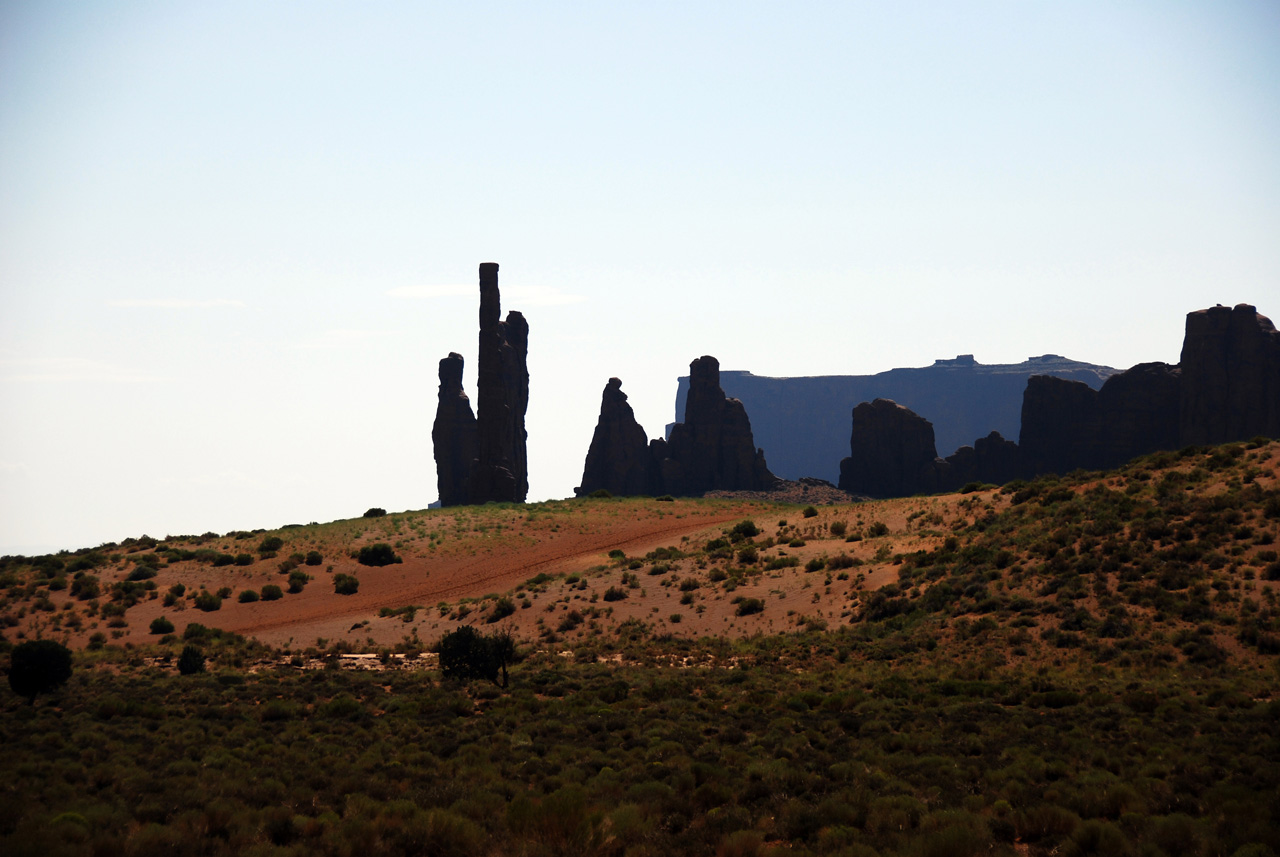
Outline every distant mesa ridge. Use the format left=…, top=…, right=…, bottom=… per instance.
left=669, top=353, right=1117, bottom=485
left=576, top=356, right=777, bottom=498
left=838, top=303, right=1280, bottom=498
left=432, top=263, right=530, bottom=507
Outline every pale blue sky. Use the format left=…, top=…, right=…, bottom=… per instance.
left=2, top=1, right=1278, bottom=553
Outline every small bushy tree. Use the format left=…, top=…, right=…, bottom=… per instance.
left=8, top=639, right=73, bottom=704
left=333, top=574, right=359, bottom=595
left=436, top=626, right=516, bottom=688
left=177, top=645, right=205, bottom=675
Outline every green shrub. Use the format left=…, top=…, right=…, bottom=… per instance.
left=194, top=591, right=221, bottom=612
left=258, top=536, right=284, bottom=554
left=287, top=569, right=310, bottom=593
left=603, top=586, right=627, bottom=602
left=304, top=550, right=323, bottom=566
left=829, top=522, right=847, bottom=537
left=7, top=639, right=72, bottom=704
left=260, top=584, right=284, bottom=601
left=233, top=553, right=253, bottom=566
left=357, top=543, right=401, bottom=567
left=177, top=645, right=205, bottom=675
left=588, top=489, right=613, bottom=499
left=334, top=574, right=359, bottom=595
left=238, top=589, right=260, bottom=603
left=149, top=616, right=174, bottom=635
left=803, top=505, right=818, bottom=518
left=363, top=507, right=387, bottom=518
left=735, top=598, right=764, bottom=616
left=488, top=598, right=516, bottom=622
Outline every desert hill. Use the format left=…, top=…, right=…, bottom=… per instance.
left=5, top=439, right=1278, bottom=672
left=3, top=439, right=1279, bottom=857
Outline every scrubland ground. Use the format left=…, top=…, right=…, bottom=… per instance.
left=2, top=440, right=1279, bottom=856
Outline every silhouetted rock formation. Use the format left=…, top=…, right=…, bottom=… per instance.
left=838, top=399, right=946, bottom=498
left=576, top=378, right=652, bottom=497
left=1179, top=304, right=1280, bottom=446
left=670, top=354, right=1116, bottom=483
left=575, top=357, right=777, bottom=498
left=662, top=357, right=778, bottom=495
left=432, top=353, right=478, bottom=508
left=838, top=303, right=1279, bottom=498
left=432, top=263, right=529, bottom=506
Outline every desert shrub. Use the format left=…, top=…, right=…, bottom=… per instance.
left=7, top=639, right=73, bottom=704
left=437, top=626, right=516, bottom=687
left=260, top=584, right=284, bottom=601
left=149, top=616, right=174, bottom=635
left=177, top=645, right=205, bottom=675
left=238, top=589, right=260, bottom=603
left=806, top=557, right=827, bottom=573
left=258, top=536, right=284, bottom=554
left=828, top=554, right=856, bottom=570
left=737, top=546, right=759, bottom=564
left=287, top=569, right=310, bottom=593
left=358, top=543, right=401, bottom=566
left=488, top=597, right=516, bottom=622
left=735, top=598, right=764, bottom=616
left=729, top=520, right=760, bottom=541
left=334, top=574, right=360, bottom=595
left=305, top=550, right=323, bottom=566
left=830, top=522, right=847, bottom=537
left=869, top=521, right=889, bottom=536
left=803, top=505, right=818, bottom=518
left=363, top=507, right=387, bottom=518
left=233, top=553, right=253, bottom=566
left=603, top=586, right=628, bottom=602
left=766, top=556, right=799, bottom=570
left=655, top=495, right=674, bottom=502
left=126, top=566, right=157, bottom=582
left=71, top=574, right=101, bottom=600
left=194, top=591, right=221, bottom=612
left=588, top=488, right=613, bottom=498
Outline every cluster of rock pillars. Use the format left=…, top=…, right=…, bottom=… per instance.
left=433, top=263, right=1279, bottom=506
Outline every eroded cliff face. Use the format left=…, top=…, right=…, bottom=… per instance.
left=575, top=357, right=777, bottom=497
left=838, top=303, right=1279, bottom=498
left=432, top=263, right=529, bottom=507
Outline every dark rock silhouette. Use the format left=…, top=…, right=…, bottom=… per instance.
left=432, top=263, right=529, bottom=506
left=575, top=378, right=652, bottom=497
left=670, top=354, right=1116, bottom=483
left=432, top=353, right=478, bottom=508
left=837, top=399, right=946, bottom=498
left=1179, top=304, right=1280, bottom=446
left=663, top=356, right=778, bottom=495
left=468, top=262, right=529, bottom=504
left=944, top=431, right=1022, bottom=488
left=575, top=356, right=777, bottom=497
left=837, top=303, right=1279, bottom=498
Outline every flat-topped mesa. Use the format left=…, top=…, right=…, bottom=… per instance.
left=662, top=356, right=777, bottom=495
left=432, top=353, right=477, bottom=507
left=575, top=378, right=653, bottom=497
left=432, top=263, right=530, bottom=507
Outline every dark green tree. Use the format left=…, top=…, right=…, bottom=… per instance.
left=8, top=639, right=73, bottom=704
left=436, top=626, right=516, bottom=688
left=177, top=645, right=206, bottom=675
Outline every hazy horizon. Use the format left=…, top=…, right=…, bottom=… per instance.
left=3, top=2, right=1278, bottom=554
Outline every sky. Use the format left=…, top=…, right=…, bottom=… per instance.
left=2, top=1, right=1278, bottom=555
